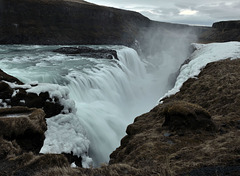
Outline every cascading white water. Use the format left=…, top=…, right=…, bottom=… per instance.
left=66, top=48, right=162, bottom=165
left=0, top=44, right=190, bottom=166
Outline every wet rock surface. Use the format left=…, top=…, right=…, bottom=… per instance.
left=0, top=69, right=23, bottom=85
left=0, top=71, right=64, bottom=118
left=53, top=46, right=119, bottom=60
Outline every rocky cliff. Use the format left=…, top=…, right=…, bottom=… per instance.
left=199, top=20, right=240, bottom=43
left=0, top=0, right=151, bottom=45
left=0, top=0, right=208, bottom=47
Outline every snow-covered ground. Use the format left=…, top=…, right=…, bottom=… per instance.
left=160, top=41, right=240, bottom=102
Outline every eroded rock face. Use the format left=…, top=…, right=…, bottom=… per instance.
left=53, top=46, right=119, bottom=60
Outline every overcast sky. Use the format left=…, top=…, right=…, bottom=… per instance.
left=85, top=0, right=240, bottom=26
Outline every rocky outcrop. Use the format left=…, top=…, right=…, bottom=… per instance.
left=53, top=46, right=119, bottom=59
left=0, top=70, right=63, bottom=118
left=0, top=70, right=86, bottom=174
left=0, top=69, right=23, bottom=85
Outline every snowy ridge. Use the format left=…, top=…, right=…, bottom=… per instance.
left=160, top=42, right=240, bottom=102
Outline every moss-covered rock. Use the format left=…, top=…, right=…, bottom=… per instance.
left=0, top=107, right=46, bottom=154
left=162, top=101, right=215, bottom=131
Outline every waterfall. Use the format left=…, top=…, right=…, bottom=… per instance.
left=0, top=44, right=188, bottom=167
left=64, top=47, right=161, bottom=165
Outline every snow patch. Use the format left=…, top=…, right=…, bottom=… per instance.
left=12, top=89, right=19, bottom=97
left=40, top=113, right=92, bottom=167
left=160, top=42, right=240, bottom=102
left=71, top=162, right=77, bottom=168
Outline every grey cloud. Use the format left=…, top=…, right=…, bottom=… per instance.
left=86, top=0, right=240, bottom=25
left=196, top=2, right=240, bottom=18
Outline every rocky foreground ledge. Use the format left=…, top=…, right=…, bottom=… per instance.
left=0, top=58, right=239, bottom=175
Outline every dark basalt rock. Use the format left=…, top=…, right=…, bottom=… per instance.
left=0, top=69, right=64, bottom=118
left=53, top=46, right=119, bottom=60
left=0, top=83, right=64, bottom=118
left=0, top=69, right=23, bottom=85
left=63, top=152, right=82, bottom=167
left=0, top=82, right=13, bottom=100
left=213, top=20, right=240, bottom=31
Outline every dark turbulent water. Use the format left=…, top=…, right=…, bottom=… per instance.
left=0, top=44, right=185, bottom=167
